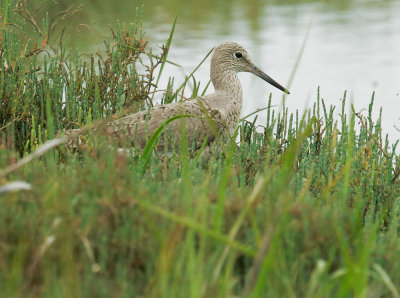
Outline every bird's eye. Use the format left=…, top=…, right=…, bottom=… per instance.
left=234, top=52, right=243, bottom=58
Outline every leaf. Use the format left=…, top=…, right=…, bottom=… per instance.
left=139, top=114, right=201, bottom=173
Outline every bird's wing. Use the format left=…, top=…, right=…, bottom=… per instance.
left=106, top=98, right=226, bottom=149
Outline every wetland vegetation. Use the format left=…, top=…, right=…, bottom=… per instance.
left=1, top=1, right=400, bottom=297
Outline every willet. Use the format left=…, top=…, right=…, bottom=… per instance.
left=69, top=42, right=289, bottom=149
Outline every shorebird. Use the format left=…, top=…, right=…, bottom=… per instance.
left=69, top=42, right=289, bottom=149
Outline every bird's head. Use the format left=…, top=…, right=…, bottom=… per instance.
left=211, top=42, right=290, bottom=94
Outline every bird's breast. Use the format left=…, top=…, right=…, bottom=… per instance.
left=201, top=92, right=243, bottom=137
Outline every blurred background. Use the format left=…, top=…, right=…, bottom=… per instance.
left=27, top=0, right=400, bottom=143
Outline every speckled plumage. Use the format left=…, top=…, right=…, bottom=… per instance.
left=68, top=42, right=289, bottom=149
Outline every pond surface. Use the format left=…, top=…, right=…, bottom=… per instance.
left=53, top=0, right=400, bottom=144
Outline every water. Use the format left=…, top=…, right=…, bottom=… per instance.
left=55, top=0, right=400, bottom=144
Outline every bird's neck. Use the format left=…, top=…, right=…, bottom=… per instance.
left=210, top=67, right=243, bottom=101
left=210, top=67, right=243, bottom=135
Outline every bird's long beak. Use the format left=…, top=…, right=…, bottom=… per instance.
left=249, top=64, right=290, bottom=94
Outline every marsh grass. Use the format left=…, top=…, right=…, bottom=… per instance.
left=1, top=1, right=400, bottom=297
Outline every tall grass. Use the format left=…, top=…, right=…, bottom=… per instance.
left=1, top=1, right=400, bottom=297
